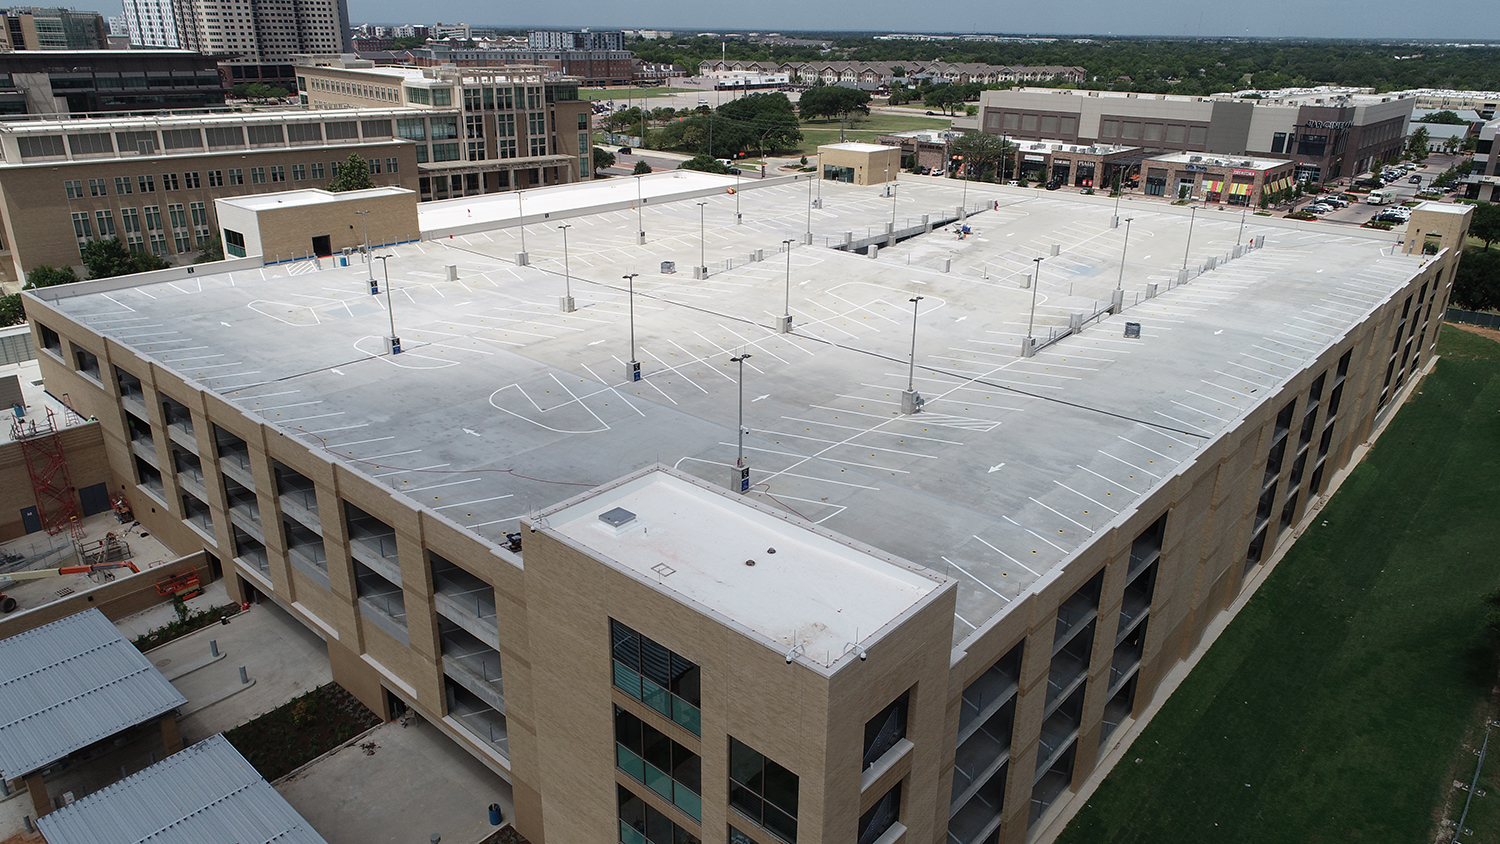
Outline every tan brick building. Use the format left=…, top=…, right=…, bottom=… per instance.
left=9, top=182, right=1472, bottom=844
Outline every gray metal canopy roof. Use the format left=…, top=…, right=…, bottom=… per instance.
left=0, top=608, right=186, bottom=780
left=36, top=734, right=331, bottom=844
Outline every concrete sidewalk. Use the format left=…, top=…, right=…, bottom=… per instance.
left=277, top=718, right=513, bottom=844
left=140, top=598, right=331, bottom=743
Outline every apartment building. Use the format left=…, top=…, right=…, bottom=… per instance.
left=979, top=87, right=1414, bottom=185
left=118, top=0, right=178, bottom=47
left=528, top=29, right=625, bottom=52
left=293, top=59, right=592, bottom=200
left=407, top=45, right=636, bottom=86
left=0, top=50, right=224, bottom=116
left=0, top=6, right=107, bottom=50
left=0, top=108, right=416, bottom=284
left=13, top=174, right=1470, bottom=844
left=172, top=0, right=349, bottom=61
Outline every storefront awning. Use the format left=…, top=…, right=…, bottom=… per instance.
left=1230, top=182, right=1251, bottom=195
left=1205, top=180, right=1223, bottom=193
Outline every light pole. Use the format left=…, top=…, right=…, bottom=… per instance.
left=696, top=201, right=708, bottom=278
left=1112, top=174, right=1123, bottom=226
left=734, top=166, right=741, bottom=224
left=1237, top=207, right=1247, bottom=247
left=1024, top=256, right=1043, bottom=357
left=356, top=209, right=372, bottom=283
left=729, top=353, right=752, bottom=493
left=778, top=239, right=793, bottom=333
left=515, top=192, right=528, bottom=265
left=634, top=175, right=645, bottom=244
left=959, top=154, right=969, bottom=213
left=374, top=255, right=400, bottom=354
left=1113, top=217, right=1133, bottom=314
left=902, top=296, right=924, bottom=414
left=623, top=273, right=640, bottom=382
left=1182, top=205, right=1198, bottom=273
left=558, top=224, right=574, bottom=313
left=805, top=173, right=813, bottom=243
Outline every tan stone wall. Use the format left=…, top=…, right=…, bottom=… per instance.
left=0, top=141, right=418, bottom=285
left=249, top=190, right=420, bottom=259
left=818, top=145, right=903, bottom=186
left=0, top=422, right=110, bottom=541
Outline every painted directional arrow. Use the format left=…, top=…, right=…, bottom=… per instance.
left=752, top=395, right=769, bottom=402
left=988, top=463, right=1005, bottom=473
left=462, top=428, right=482, bottom=437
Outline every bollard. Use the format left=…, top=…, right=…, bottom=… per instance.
left=941, top=258, right=951, bottom=273
left=446, top=264, right=458, bottom=281
left=210, top=639, right=219, bottom=657
left=1111, top=289, right=1125, bottom=314
left=923, top=213, right=931, bottom=232
left=489, top=803, right=504, bottom=826
left=868, top=244, right=879, bottom=259
left=1146, top=282, right=1159, bottom=299
left=515, top=252, right=528, bottom=266
left=239, top=666, right=249, bottom=685
left=430, top=836, right=441, bottom=844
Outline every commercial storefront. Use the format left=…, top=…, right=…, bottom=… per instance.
left=1143, top=153, right=1297, bottom=206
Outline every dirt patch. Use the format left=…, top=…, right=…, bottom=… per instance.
left=224, top=684, right=381, bottom=782
left=1449, top=321, right=1500, bottom=346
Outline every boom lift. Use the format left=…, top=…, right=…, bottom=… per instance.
left=0, top=561, right=139, bottom=613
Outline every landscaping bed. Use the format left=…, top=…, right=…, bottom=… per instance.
left=132, top=601, right=239, bottom=651
left=224, top=683, right=382, bottom=782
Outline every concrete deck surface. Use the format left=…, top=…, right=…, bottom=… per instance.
left=276, top=718, right=513, bottom=844
left=36, top=176, right=1427, bottom=648
left=0, top=511, right=178, bottom=616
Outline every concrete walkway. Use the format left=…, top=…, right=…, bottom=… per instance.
left=140, top=598, right=331, bottom=743
left=277, top=718, right=513, bottom=844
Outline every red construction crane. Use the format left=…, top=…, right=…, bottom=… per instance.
left=10, top=408, right=79, bottom=535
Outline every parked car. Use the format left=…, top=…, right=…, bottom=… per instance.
left=1045, top=177, right=1064, bottom=191
left=617, top=147, right=632, bottom=155
left=1322, top=197, right=1349, bottom=208
left=1409, top=175, right=1422, bottom=184
left=1304, top=204, right=1334, bottom=215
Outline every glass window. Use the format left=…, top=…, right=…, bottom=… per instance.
left=162, top=173, right=179, bottom=191
left=292, top=164, right=306, bottom=181
left=386, top=157, right=398, bottom=174
left=115, top=176, right=133, bottom=195
left=397, top=117, right=426, bottom=140
left=89, top=178, right=106, bottom=196
left=64, top=179, right=82, bottom=199
left=729, top=737, right=798, bottom=843
left=610, top=620, right=701, bottom=735
left=433, top=87, right=452, bottom=106
left=617, top=785, right=700, bottom=844
left=228, top=169, right=243, bottom=185
left=138, top=175, right=156, bottom=193
left=615, top=706, right=701, bottom=820
left=71, top=212, right=91, bottom=239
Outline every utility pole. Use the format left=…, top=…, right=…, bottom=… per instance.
left=1113, top=217, right=1133, bottom=314
left=515, top=192, right=528, bottom=265
left=1182, top=205, right=1198, bottom=272
left=696, top=201, right=708, bottom=278
left=634, top=175, right=645, bottom=244
left=779, top=239, right=793, bottom=334
left=1024, top=256, right=1043, bottom=357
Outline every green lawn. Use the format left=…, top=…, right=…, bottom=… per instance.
left=797, top=114, right=951, bottom=150
left=1058, top=326, right=1500, bottom=844
left=579, top=87, right=696, bottom=101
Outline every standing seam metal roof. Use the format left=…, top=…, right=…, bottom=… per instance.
left=35, top=734, right=331, bottom=844
left=0, top=608, right=186, bottom=780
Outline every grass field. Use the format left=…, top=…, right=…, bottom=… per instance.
left=797, top=114, right=951, bottom=150
left=579, top=87, right=695, bottom=101
left=1057, top=326, right=1500, bottom=844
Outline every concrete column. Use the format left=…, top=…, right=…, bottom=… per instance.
left=26, top=773, right=49, bottom=818
left=159, top=714, right=183, bottom=755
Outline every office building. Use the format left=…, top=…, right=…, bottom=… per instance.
left=15, top=171, right=1471, bottom=844
left=1464, top=117, right=1499, bottom=202
left=0, top=107, right=417, bottom=285
left=0, top=50, right=223, bottom=116
left=979, top=87, right=1414, bottom=185
left=172, top=0, right=349, bottom=62
left=528, top=29, right=624, bottom=52
left=119, top=0, right=178, bottom=47
left=293, top=59, right=593, bottom=200
left=405, top=45, right=636, bottom=86
left=0, top=6, right=107, bottom=50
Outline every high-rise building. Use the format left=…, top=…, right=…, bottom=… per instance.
left=0, top=7, right=108, bottom=50
left=172, top=0, right=347, bottom=61
left=528, top=28, right=624, bottom=51
left=119, top=0, right=179, bottom=47
left=0, top=49, right=224, bottom=116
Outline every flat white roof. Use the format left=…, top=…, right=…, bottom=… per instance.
left=218, top=186, right=410, bottom=212
left=1012, top=138, right=1137, bottom=155
left=1415, top=201, right=1473, bottom=215
left=540, top=469, right=946, bottom=671
left=1149, top=152, right=1292, bottom=171
left=820, top=142, right=894, bottom=153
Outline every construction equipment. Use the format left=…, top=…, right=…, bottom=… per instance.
left=11, top=408, right=79, bottom=535
left=0, top=561, right=139, bottom=613
left=155, top=570, right=202, bottom=601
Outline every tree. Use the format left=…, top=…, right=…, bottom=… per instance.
left=593, top=146, right=616, bottom=173
left=1470, top=202, right=1500, bottom=251
left=1452, top=249, right=1500, bottom=311
left=25, top=265, right=79, bottom=289
left=1408, top=126, right=1430, bottom=162
left=798, top=86, right=871, bottom=122
left=949, top=132, right=1011, bottom=182
left=80, top=238, right=169, bottom=279
left=196, top=232, right=224, bottom=264
left=678, top=154, right=730, bottom=174
left=0, top=293, right=22, bottom=327
left=632, top=160, right=653, bottom=175
left=230, top=82, right=290, bottom=100
left=717, top=92, right=802, bottom=156
left=328, top=153, right=375, bottom=192
left=1418, top=110, right=1470, bottom=125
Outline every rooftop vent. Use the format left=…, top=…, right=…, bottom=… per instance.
left=599, top=507, right=636, bottom=528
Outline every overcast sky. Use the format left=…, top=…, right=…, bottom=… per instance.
left=316, top=0, right=1500, bottom=40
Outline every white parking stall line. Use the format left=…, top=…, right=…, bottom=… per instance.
left=972, top=534, right=1038, bottom=576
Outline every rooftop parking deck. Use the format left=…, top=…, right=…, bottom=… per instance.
left=29, top=176, right=1427, bottom=647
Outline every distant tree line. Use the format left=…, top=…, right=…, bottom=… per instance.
left=632, top=36, right=1500, bottom=95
